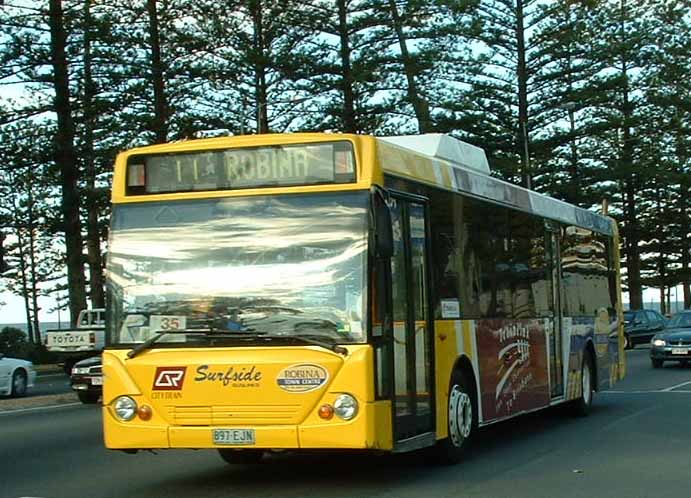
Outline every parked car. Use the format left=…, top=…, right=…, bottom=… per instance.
left=70, top=356, right=102, bottom=404
left=0, top=353, right=36, bottom=397
left=623, top=309, right=667, bottom=349
left=650, top=311, right=691, bottom=368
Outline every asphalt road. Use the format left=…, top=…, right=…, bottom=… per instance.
left=1, top=347, right=690, bottom=498
left=30, top=373, right=72, bottom=397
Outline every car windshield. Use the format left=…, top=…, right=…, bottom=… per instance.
left=106, top=192, right=369, bottom=347
left=667, top=313, right=691, bottom=329
left=623, top=311, right=635, bottom=322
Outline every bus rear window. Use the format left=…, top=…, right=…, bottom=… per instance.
left=126, top=141, right=356, bottom=195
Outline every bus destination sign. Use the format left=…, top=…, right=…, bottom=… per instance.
left=127, top=142, right=356, bottom=195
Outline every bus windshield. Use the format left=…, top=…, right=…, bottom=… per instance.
left=106, top=192, right=369, bottom=347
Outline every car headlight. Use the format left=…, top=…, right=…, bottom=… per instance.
left=652, top=338, right=666, bottom=347
left=113, top=396, right=137, bottom=421
left=72, top=367, right=90, bottom=375
left=333, top=394, right=359, bottom=420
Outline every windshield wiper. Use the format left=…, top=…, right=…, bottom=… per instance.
left=127, top=329, right=211, bottom=359
left=127, top=327, right=348, bottom=359
left=281, top=334, right=349, bottom=356
left=203, top=332, right=348, bottom=356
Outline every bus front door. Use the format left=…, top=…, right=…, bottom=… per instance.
left=547, top=224, right=565, bottom=398
left=388, top=194, right=435, bottom=450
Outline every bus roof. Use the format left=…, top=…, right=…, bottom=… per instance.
left=111, top=132, right=614, bottom=235
left=376, top=134, right=614, bottom=236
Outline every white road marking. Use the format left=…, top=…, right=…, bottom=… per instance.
left=661, top=380, right=691, bottom=392
left=0, top=402, right=81, bottom=416
left=601, top=390, right=691, bottom=394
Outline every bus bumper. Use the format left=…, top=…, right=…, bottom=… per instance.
left=104, top=402, right=392, bottom=451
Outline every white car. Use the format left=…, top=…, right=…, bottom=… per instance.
left=0, top=353, right=37, bottom=397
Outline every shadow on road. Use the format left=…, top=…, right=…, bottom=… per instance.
left=122, top=402, right=620, bottom=497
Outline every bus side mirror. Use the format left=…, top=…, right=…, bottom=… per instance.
left=373, top=192, right=393, bottom=259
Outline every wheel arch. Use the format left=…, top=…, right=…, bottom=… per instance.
left=12, top=366, right=28, bottom=378
left=450, top=354, right=479, bottom=410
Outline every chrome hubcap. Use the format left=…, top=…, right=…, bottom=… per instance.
left=582, top=363, right=591, bottom=405
left=448, top=385, right=472, bottom=447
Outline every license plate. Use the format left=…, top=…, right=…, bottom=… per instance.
left=672, top=347, right=688, bottom=355
left=213, top=429, right=255, bottom=446
left=47, top=333, right=89, bottom=346
left=91, top=376, right=103, bottom=386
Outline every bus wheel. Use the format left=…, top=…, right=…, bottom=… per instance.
left=218, top=449, right=264, bottom=465
left=570, top=353, right=594, bottom=417
left=435, top=371, right=476, bottom=464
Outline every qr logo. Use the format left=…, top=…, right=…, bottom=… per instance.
left=152, top=367, right=187, bottom=390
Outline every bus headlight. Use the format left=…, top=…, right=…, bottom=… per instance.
left=114, top=396, right=137, bottom=421
left=334, top=394, right=358, bottom=420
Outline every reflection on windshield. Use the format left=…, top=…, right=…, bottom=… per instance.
left=107, top=192, right=369, bottom=346
left=669, top=313, right=691, bottom=329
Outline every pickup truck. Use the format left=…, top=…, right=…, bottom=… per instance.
left=45, top=308, right=105, bottom=374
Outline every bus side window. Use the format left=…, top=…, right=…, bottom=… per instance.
left=561, top=226, right=610, bottom=317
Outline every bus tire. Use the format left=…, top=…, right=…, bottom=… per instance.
left=434, top=370, right=476, bottom=464
left=218, top=449, right=264, bottom=465
left=570, top=353, right=594, bottom=417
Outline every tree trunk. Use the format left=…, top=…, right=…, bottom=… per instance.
left=16, top=230, right=33, bottom=343
left=516, top=0, right=531, bottom=189
left=624, top=181, right=643, bottom=309
left=387, top=0, right=433, bottom=133
left=680, top=181, right=690, bottom=309
left=82, top=0, right=105, bottom=308
left=8, top=171, right=35, bottom=342
left=337, top=0, right=357, bottom=133
left=48, top=0, right=87, bottom=326
left=147, top=0, right=168, bottom=143
left=252, top=1, right=270, bottom=134
left=619, top=1, right=642, bottom=309
left=26, top=188, right=41, bottom=343
left=657, top=189, right=666, bottom=316
left=676, top=125, right=690, bottom=309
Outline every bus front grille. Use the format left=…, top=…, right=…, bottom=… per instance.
left=168, top=405, right=303, bottom=426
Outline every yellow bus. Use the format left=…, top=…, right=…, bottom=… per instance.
left=103, top=133, right=624, bottom=463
